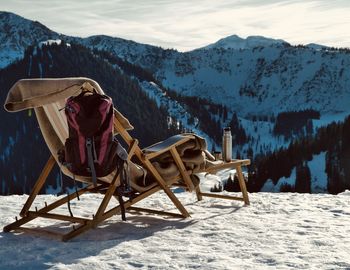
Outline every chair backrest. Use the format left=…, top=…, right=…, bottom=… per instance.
left=42, top=99, right=68, bottom=145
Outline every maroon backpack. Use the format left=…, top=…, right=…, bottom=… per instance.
left=60, top=89, right=128, bottom=187
left=58, top=89, right=132, bottom=220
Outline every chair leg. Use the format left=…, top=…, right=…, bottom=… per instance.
left=170, top=147, right=195, bottom=192
left=236, top=166, right=250, bottom=205
left=142, top=158, right=190, bottom=218
left=196, top=161, right=250, bottom=205
left=20, top=155, right=56, bottom=217
left=195, top=186, right=203, bottom=201
left=93, top=173, right=121, bottom=226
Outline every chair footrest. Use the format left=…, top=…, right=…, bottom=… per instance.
left=199, top=192, right=245, bottom=201
left=27, top=211, right=90, bottom=224
left=127, top=206, right=187, bottom=218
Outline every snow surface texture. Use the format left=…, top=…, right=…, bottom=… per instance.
left=1, top=189, right=350, bottom=270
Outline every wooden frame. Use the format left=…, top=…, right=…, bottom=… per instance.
left=3, top=114, right=250, bottom=241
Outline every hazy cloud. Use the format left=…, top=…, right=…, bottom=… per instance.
left=2, top=0, right=350, bottom=51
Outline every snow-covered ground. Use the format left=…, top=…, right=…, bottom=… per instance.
left=1, top=189, right=350, bottom=269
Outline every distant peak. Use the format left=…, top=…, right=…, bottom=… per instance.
left=0, top=11, right=27, bottom=21
left=305, top=43, right=328, bottom=50
left=202, top=34, right=288, bottom=50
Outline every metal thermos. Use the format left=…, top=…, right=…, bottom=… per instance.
left=222, top=127, right=232, bottom=162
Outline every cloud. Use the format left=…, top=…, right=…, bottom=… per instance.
left=2, top=0, right=350, bottom=51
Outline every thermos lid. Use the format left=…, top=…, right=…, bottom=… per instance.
left=224, top=127, right=231, bottom=131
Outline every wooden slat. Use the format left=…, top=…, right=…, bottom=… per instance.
left=37, top=184, right=95, bottom=214
left=3, top=215, right=37, bottom=233
left=197, top=159, right=251, bottom=174
left=199, top=192, right=245, bottom=201
left=144, top=136, right=193, bottom=160
left=128, top=207, right=185, bottom=218
left=236, top=166, right=250, bottom=205
left=127, top=139, right=138, bottom=160
left=93, top=173, right=120, bottom=223
left=27, top=211, right=89, bottom=224
left=142, top=158, right=190, bottom=218
left=195, top=186, right=203, bottom=201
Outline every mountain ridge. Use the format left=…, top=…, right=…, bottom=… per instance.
left=199, top=34, right=288, bottom=50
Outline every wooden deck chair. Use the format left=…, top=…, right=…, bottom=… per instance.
left=3, top=78, right=250, bottom=241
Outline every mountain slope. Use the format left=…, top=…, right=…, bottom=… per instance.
left=0, top=12, right=60, bottom=68
left=154, top=45, right=350, bottom=116
left=1, top=12, right=350, bottom=117
left=200, top=34, right=287, bottom=50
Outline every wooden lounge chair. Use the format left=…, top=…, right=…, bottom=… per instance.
left=3, top=78, right=250, bottom=241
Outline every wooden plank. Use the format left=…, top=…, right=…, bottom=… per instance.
left=199, top=192, right=245, bottom=201
left=144, top=136, right=193, bottom=160
left=127, top=207, right=185, bottom=218
left=27, top=211, right=89, bottom=224
left=104, top=182, right=175, bottom=221
left=195, top=186, right=203, bottom=201
left=236, top=166, right=250, bottom=205
left=3, top=215, right=36, bottom=232
left=20, top=155, right=56, bottom=217
left=127, top=139, right=138, bottom=160
left=37, top=184, right=95, bottom=214
left=93, top=172, right=120, bottom=223
left=142, top=158, right=190, bottom=218
left=196, top=159, right=250, bottom=174
left=169, top=147, right=195, bottom=192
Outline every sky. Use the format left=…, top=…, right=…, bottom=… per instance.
left=2, top=0, right=350, bottom=51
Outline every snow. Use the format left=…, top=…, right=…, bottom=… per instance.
left=139, top=81, right=219, bottom=151
left=1, top=189, right=350, bottom=269
left=261, top=168, right=296, bottom=192
left=309, top=152, right=328, bottom=193
left=201, top=35, right=287, bottom=50
left=39, top=39, right=71, bottom=49
left=39, top=39, right=62, bottom=47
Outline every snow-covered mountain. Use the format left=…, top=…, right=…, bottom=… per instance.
left=155, top=45, right=350, bottom=117
left=0, top=12, right=60, bottom=68
left=201, top=34, right=287, bottom=50
left=78, top=33, right=350, bottom=118
left=1, top=11, right=350, bottom=117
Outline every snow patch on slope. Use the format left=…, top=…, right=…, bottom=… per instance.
left=261, top=152, right=328, bottom=193
left=140, top=81, right=218, bottom=150
left=309, top=152, right=328, bottom=193
left=202, top=35, right=287, bottom=50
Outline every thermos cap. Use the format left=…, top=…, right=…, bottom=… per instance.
left=224, top=127, right=231, bottom=132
